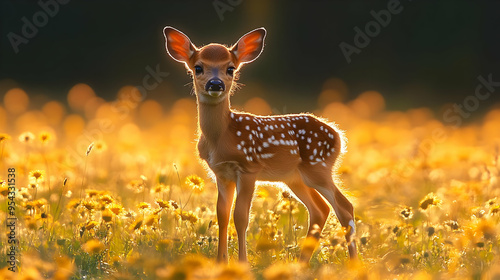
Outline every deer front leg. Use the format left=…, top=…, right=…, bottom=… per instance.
left=233, top=173, right=256, bottom=262
left=216, top=178, right=235, bottom=263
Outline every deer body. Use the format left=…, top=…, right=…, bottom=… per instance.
left=164, top=27, right=357, bottom=262
left=199, top=112, right=340, bottom=180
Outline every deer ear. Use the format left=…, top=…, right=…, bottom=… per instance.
left=231, top=27, right=266, bottom=65
left=163, top=26, right=196, bottom=64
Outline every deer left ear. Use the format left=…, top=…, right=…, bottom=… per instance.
left=163, top=26, right=197, bottom=64
left=231, top=27, right=266, bottom=65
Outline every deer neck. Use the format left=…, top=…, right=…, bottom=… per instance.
left=197, top=95, right=231, bottom=143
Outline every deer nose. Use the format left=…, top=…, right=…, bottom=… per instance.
left=205, top=79, right=225, bottom=92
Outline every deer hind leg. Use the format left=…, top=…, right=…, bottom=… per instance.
left=287, top=180, right=330, bottom=238
left=299, top=167, right=358, bottom=259
left=286, top=178, right=330, bottom=261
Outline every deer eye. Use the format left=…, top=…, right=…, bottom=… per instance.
left=227, top=66, right=235, bottom=76
left=194, top=65, right=203, bottom=75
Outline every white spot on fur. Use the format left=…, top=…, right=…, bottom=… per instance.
left=261, top=153, right=274, bottom=159
left=348, top=220, right=355, bottom=235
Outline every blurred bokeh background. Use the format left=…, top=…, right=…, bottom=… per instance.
left=1, top=0, right=499, bottom=113
left=1, top=2, right=500, bottom=278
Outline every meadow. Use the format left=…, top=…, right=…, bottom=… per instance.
left=0, top=81, right=499, bottom=279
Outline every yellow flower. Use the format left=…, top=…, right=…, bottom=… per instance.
left=263, top=262, right=295, bottom=280
left=94, top=140, right=107, bottom=153
left=0, top=183, right=9, bottom=197
left=54, top=255, right=76, bottom=280
left=175, top=209, right=198, bottom=224
left=39, top=131, right=52, bottom=144
left=474, top=218, right=496, bottom=240
left=490, top=205, right=500, bottom=215
left=218, top=262, right=254, bottom=280
left=33, top=198, right=47, bottom=208
left=152, top=183, right=168, bottom=193
left=0, top=133, right=10, bottom=143
left=419, top=192, right=441, bottom=211
left=185, top=175, right=205, bottom=194
left=137, top=202, right=150, bottom=210
left=126, top=179, right=144, bottom=193
left=85, top=189, right=100, bottom=197
left=25, top=201, right=35, bottom=210
left=25, top=216, right=38, bottom=230
left=156, top=199, right=170, bottom=209
left=109, top=203, right=123, bottom=215
left=400, top=206, right=413, bottom=220
left=102, top=209, right=113, bottom=223
left=445, top=220, right=460, bottom=230
left=99, top=194, right=114, bottom=204
left=170, top=200, right=179, bottom=209
left=85, top=220, right=99, bottom=231
left=486, top=197, right=497, bottom=207
left=82, top=200, right=97, bottom=211
left=29, top=170, right=45, bottom=181
left=82, top=239, right=105, bottom=255
left=67, top=199, right=81, bottom=209
left=130, top=218, right=143, bottom=231
left=19, top=267, right=41, bottom=280
left=19, top=131, right=35, bottom=143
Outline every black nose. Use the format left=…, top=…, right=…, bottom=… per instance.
left=205, top=79, right=225, bottom=91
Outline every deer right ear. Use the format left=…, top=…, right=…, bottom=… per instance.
left=163, top=26, right=196, bottom=64
left=231, top=27, right=266, bottom=66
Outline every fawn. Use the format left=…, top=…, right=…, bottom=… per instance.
left=163, top=26, right=357, bottom=262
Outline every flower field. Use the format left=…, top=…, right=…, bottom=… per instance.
left=0, top=83, right=499, bottom=279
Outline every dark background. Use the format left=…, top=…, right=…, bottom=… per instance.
left=1, top=0, right=499, bottom=115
